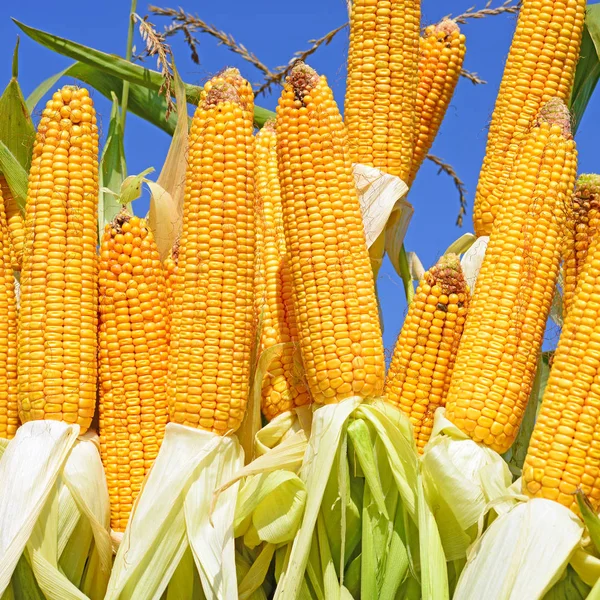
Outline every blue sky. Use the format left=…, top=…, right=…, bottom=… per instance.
left=0, top=0, right=598, bottom=353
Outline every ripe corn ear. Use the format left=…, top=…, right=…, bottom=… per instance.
left=164, top=239, right=179, bottom=345
left=254, top=120, right=310, bottom=421
left=168, top=82, right=255, bottom=433
left=344, top=0, right=421, bottom=180
left=99, top=211, right=169, bottom=531
left=277, top=63, right=385, bottom=404
left=408, top=19, right=465, bottom=187
left=0, top=183, right=18, bottom=439
left=445, top=99, right=577, bottom=453
left=0, top=177, right=25, bottom=271
left=18, top=86, right=99, bottom=432
left=201, top=67, right=254, bottom=119
left=385, top=254, right=469, bottom=452
left=563, top=174, right=600, bottom=317
left=473, top=0, right=585, bottom=236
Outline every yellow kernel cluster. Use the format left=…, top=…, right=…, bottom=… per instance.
left=385, top=254, right=469, bottom=452
left=345, top=0, right=421, bottom=180
left=254, top=121, right=310, bottom=420
left=276, top=63, right=385, bottom=404
left=0, top=177, right=25, bottom=271
left=473, top=0, right=585, bottom=236
left=445, top=99, right=577, bottom=454
left=168, top=82, right=255, bottom=433
left=18, top=86, right=99, bottom=432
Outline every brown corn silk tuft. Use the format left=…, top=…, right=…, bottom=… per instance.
left=99, top=210, right=169, bottom=531
left=0, top=183, right=18, bottom=439
left=563, top=174, right=600, bottom=317
left=18, top=86, right=99, bottom=432
left=385, top=253, right=469, bottom=452
left=276, top=62, right=385, bottom=404
left=408, top=19, right=466, bottom=187
left=254, top=118, right=310, bottom=421
left=168, top=80, right=255, bottom=433
left=473, top=0, right=585, bottom=236
left=445, top=98, right=577, bottom=454
left=344, top=0, right=421, bottom=180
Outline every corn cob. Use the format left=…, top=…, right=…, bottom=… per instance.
left=0, top=184, right=18, bottom=439
left=473, top=0, right=585, bottom=237
left=99, top=211, right=169, bottom=531
left=523, top=226, right=600, bottom=511
left=385, top=254, right=469, bottom=452
left=344, top=0, right=421, bottom=180
left=407, top=19, right=466, bottom=187
left=0, top=177, right=25, bottom=271
left=563, top=175, right=600, bottom=317
left=444, top=99, right=577, bottom=453
left=277, top=62, right=385, bottom=404
left=254, top=120, right=310, bottom=421
left=164, top=239, right=179, bottom=345
left=18, top=86, right=99, bottom=432
left=168, top=81, right=255, bottom=433
left=201, top=67, right=254, bottom=118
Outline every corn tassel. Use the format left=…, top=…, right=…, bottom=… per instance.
left=445, top=99, right=577, bottom=453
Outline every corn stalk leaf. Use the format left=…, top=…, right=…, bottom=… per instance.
left=543, top=566, right=590, bottom=600
left=15, top=19, right=275, bottom=128
left=120, top=167, right=154, bottom=207
left=98, top=93, right=127, bottom=235
left=27, top=62, right=178, bottom=136
left=0, top=39, right=35, bottom=186
left=576, top=490, right=600, bottom=554
left=570, top=4, right=600, bottom=134
left=147, top=60, right=187, bottom=260
left=444, top=233, right=476, bottom=257
left=0, top=142, right=28, bottom=212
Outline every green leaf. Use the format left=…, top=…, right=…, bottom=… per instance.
left=576, top=490, right=600, bottom=554
left=570, top=4, right=600, bottom=135
left=15, top=20, right=275, bottom=128
left=0, top=141, right=28, bottom=211
left=98, top=93, right=127, bottom=235
left=121, top=168, right=154, bottom=206
left=0, top=38, right=36, bottom=182
left=444, top=233, right=476, bottom=257
left=27, top=63, right=178, bottom=136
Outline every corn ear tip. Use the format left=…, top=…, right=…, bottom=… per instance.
left=576, top=173, right=600, bottom=192
left=287, top=61, right=320, bottom=99
left=202, top=82, right=241, bottom=108
left=434, top=18, right=460, bottom=36
left=431, top=253, right=468, bottom=295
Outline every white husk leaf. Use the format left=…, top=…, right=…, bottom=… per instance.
left=0, top=421, right=111, bottom=599
left=453, top=499, right=584, bottom=600
left=106, top=423, right=243, bottom=600
left=421, top=408, right=515, bottom=560
left=460, top=236, right=489, bottom=291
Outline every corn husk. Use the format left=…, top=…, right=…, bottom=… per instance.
left=105, top=423, right=243, bottom=600
left=0, top=421, right=111, bottom=600
left=459, top=235, right=489, bottom=292
left=421, top=408, right=516, bottom=563
left=453, top=499, right=585, bottom=600
left=272, top=397, right=448, bottom=600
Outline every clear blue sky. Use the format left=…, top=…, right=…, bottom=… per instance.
left=0, top=0, right=598, bottom=353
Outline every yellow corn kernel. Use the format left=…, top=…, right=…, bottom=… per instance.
left=18, top=86, right=99, bottom=432
left=163, top=239, right=179, bottom=345
left=563, top=174, right=600, bottom=317
left=408, top=19, right=466, bottom=187
left=473, top=0, right=585, bottom=236
left=385, top=254, right=469, bottom=452
left=344, top=0, right=421, bottom=180
left=277, top=62, right=385, bottom=404
left=254, top=120, right=310, bottom=420
left=0, top=177, right=25, bottom=271
left=168, top=81, right=255, bottom=434
left=445, top=99, right=578, bottom=453
left=0, top=184, right=18, bottom=439
left=99, top=210, right=169, bottom=532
